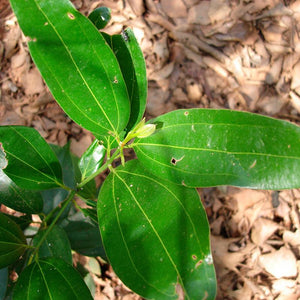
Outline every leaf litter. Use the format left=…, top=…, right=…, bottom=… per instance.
left=1, top=0, right=300, bottom=298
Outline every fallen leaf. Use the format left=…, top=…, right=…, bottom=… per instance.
left=258, top=247, right=298, bottom=278
left=251, top=218, right=279, bottom=246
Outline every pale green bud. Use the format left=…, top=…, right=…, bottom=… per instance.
left=135, top=123, right=156, bottom=138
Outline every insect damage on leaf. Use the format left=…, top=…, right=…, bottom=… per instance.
left=170, top=156, right=185, bottom=165
left=67, top=12, right=75, bottom=19
left=175, top=281, right=185, bottom=300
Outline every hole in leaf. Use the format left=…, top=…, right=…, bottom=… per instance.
left=195, top=259, right=203, bottom=268
left=170, top=155, right=185, bottom=165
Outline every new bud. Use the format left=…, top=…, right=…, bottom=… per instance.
left=135, top=123, right=156, bottom=138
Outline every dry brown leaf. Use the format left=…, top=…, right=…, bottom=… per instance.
left=187, top=2, right=210, bottom=25
left=211, top=235, right=256, bottom=272
left=229, top=189, right=266, bottom=213
left=291, top=60, right=300, bottom=90
left=146, top=88, right=171, bottom=116
left=126, top=0, right=145, bottom=16
left=70, top=135, right=93, bottom=157
left=258, top=246, right=298, bottom=278
left=208, top=0, right=231, bottom=24
left=3, top=23, right=21, bottom=59
left=275, top=294, right=299, bottom=300
left=290, top=91, right=300, bottom=114
left=0, top=110, right=25, bottom=126
left=160, top=0, right=187, bottom=18
left=272, top=279, right=296, bottom=296
left=21, top=67, right=44, bottom=95
left=186, top=79, right=202, bottom=102
left=257, top=94, right=286, bottom=115
left=265, top=56, right=283, bottom=85
left=10, top=47, right=30, bottom=83
left=283, top=230, right=300, bottom=247
left=251, top=218, right=279, bottom=246
left=148, top=62, right=174, bottom=81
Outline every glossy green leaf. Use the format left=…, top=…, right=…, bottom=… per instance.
left=84, top=273, right=96, bottom=297
left=71, top=154, right=97, bottom=200
left=5, top=214, right=32, bottom=231
left=13, top=257, right=93, bottom=300
left=0, top=268, right=8, bottom=300
left=42, top=144, right=75, bottom=221
left=88, top=6, right=111, bottom=29
left=42, top=188, right=68, bottom=215
left=98, top=160, right=216, bottom=299
left=33, top=225, right=72, bottom=265
left=81, top=208, right=98, bottom=224
left=103, top=28, right=147, bottom=131
left=133, top=109, right=300, bottom=189
left=78, top=139, right=106, bottom=182
left=50, top=143, right=76, bottom=189
left=0, top=126, right=62, bottom=190
left=62, top=213, right=106, bottom=258
left=0, top=213, right=27, bottom=269
left=10, top=0, right=130, bottom=137
left=0, top=169, right=43, bottom=214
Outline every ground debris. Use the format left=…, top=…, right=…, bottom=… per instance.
left=1, top=0, right=300, bottom=299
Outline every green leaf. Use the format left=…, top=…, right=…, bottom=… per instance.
left=103, top=28, right=147, bottom=131
left=0, top=268, right=8, bottom=300
left=13, top=257, right=93, bottom=300
left=50, top=143, right=76, bottom=189
left=0, top=126, right=62, bottom=190
left=133, top=109, right=300, bottom=189
left=0, top=169, right=43, bottom=214
left=72, top=155, right=97, bottom=200
left=0, top=213, right=27, bottom=269
left=78, top=139, right=106, bottom=182
left=62, top=213, right=106, bottom=258
left=5, top=214, right=32, bottom=231
left=10, top=0, right=130, bottom=137
left=84, top=273, right=96, bottom=297
left=88, top=6, right=111, bottom=29
left=98, top=160, right=216, bottom=299
left=33, top=225, right=72, bottom=265
left=42, top=188, right=69, bottom=215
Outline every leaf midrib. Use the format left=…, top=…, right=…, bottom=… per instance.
left=33, top=0, right=120, bottom=134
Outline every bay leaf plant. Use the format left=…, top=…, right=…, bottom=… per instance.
left=1, top=0, right=300, bottom=299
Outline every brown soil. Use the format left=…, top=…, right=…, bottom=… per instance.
left=1, top=0, right=300, bottom=299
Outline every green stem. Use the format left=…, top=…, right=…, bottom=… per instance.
left=28, top=190, right=76, bottom=265
left=43, top=195, right=69, bottom=225
left=77, top=149, right=120, bottom=188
